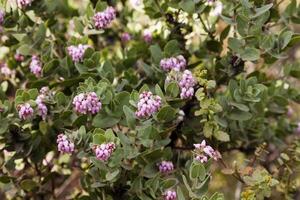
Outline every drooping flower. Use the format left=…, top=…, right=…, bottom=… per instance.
left=93, top=7, right=116, bottom=29
left=29, top=55, right=42, bottom=77
left=56, top=134, right=75, bottom=154
left=121, top=32, right=131, bottom=42
left=194, top=140, right=221, bottom=163
left=18, top=103, right=34, bottom=120
left=94, top=142, right=116, bottom=161
left=72, top=92, right=102, bottom=115
left=163, top=190, right=177, bottom=200
left=67, top=44, right=89, bottom=63
left=158, top=161, right=174, bottom=174
left=143, top=30, right=152, bottom=43
left=17, top=0, right=34, bottom=9
left=160, top=55, right=186, bottom=72
left=179, top=70, right=196, bottom=99
left=135, top=91, right=162, bottom=118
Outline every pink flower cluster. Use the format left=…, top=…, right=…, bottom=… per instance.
left=73, top=92, right=102, bottom=115
left=121, top=32, right=131, bottom=42
left=93, top=7, right=116, bottom=29
left=179, top=70, right=196, bottom=99
left=143, top=30, right=152, bottom=43
left=67, top=44, right=89, bottom=63
left=35, top=87, right=49, bottom=120
left=160, top=55, right=186, bottom=72
left=163, top=190, right=177, bottom=200
left=57, top=134, right=75, bottom=154
left=0, top=10, right=4, bottom=25
left=29, top=55, right=42, bottom=77
left=135, top=91, right=162, bottom=118
left=17, top=0, right=34, bottom=8
left=18, top=103, right=34, bottom=120
left=94, top=142, right=116, bottom=161
left=194, top=140, right=221, bottom=163
left=158, top=161, right=174, bottom=174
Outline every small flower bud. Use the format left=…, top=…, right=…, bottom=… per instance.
left=121, top=32, right=131, bottom=42
left=14, top=53, right=25, bottom=62
left=0, top=63, right=15, bottom=78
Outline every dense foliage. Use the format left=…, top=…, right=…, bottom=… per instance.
left=0, top=0, right=300, bottom=199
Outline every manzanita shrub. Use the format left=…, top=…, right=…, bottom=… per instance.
left=0, top=0, right=300, bottom=199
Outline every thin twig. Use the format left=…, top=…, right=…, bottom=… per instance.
left=154, top=0, right=166, bottom=17
left=198, top=14, right=214, bottom=38
left=219, top=158, right=245, bottom=183
left=274, top=0, right=285, bottom=8
left=173, top=146, right=194, bottom=151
